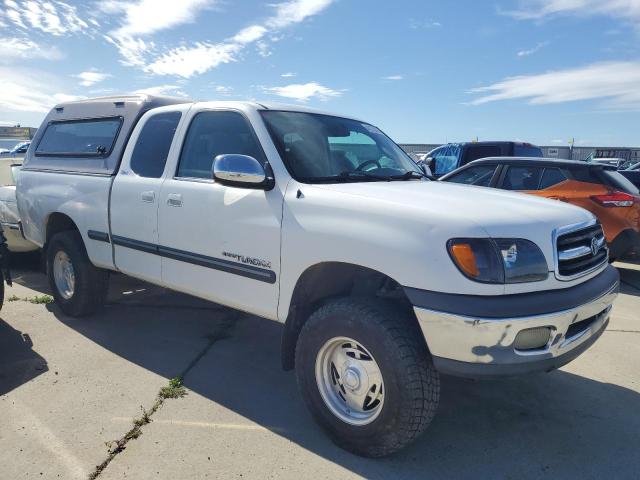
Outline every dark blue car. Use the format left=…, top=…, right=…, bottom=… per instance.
left=425, top=141, right=543, bottom=177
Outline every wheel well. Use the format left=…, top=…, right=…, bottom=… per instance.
left=44, top=212, right=80, bottom=258
left=46, top=212, right=79, bottom=241
left=281, top=262, right=415, bottom=370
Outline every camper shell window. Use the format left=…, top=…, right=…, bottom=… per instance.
left=35, top=117, right=123, bottom=157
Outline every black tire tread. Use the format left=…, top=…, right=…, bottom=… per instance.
left=47, top=230, right=109, bottom=317
left=296, top=297, right=440, bottom=457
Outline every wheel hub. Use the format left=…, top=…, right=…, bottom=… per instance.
left=53, top=250, right=75, bottom=300
left=315, top=337, right=385, bottom=426
left=344, top=367, right=361, bottom=390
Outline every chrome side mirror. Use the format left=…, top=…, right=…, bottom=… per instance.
left=212, top=154, right=274, bottom=190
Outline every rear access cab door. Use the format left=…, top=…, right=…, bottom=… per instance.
left=110, top=104, right=191, bottom=283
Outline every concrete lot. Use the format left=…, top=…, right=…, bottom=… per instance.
left=1, top=256, right=639, bottom=480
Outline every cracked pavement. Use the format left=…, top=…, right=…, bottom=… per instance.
left=1, top=257, right=639, bottom=479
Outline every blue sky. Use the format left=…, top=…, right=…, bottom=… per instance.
left=1, top=0, right=639, bottom=146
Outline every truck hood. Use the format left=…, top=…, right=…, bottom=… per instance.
left=312, top=180, right=594, bottom=237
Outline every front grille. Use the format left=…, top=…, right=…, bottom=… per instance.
left=556, top=224, right=608, bottom=278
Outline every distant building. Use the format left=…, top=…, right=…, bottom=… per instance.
left=0, top=126, right=37, bottom=139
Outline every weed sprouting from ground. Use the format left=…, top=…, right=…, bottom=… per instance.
left=87, top=324, right=236, bottom=479
left=27, top=295, right=54, bottom=304
left=7, top=294, right=20, bottom=302
left=159, top=376, right=187, bottom=399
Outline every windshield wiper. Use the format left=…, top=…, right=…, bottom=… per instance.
left=330, top=170, right=431, bottom=183
left=337, top=171, right=393, bottom=182
left=390, top=170, right=431, bottom=180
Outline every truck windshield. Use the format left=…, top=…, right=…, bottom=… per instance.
left=260, top=111, right=423, bottom=183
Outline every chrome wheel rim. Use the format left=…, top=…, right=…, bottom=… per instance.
left=53, top=251, right=75, bottom=300
left=315, top=337, right=384, bottom=426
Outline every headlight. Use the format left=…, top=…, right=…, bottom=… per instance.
left=448, top=238, right=548, bottom=284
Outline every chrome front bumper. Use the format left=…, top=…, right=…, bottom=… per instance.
left=413, top=279, right=618, bottom=378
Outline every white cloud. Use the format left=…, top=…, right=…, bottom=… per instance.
left=145, top=0, right=336, bottom=77
left=265, top=82, right=343, bottom=102
left=504, top=0, right=640, bottom=22
left=0, top=67, right=83, bottom=113
left=232, top=25, right=268, bottom=44
left=469, top=61, right=640, bottom=110
left=100, top=0, right=214, bottom=37
left=0, top=37, right=63, bottom=61
left=100, top=0, right=216, bottom=67
left=265, top=0, right=334, bottom=29
left=104, top=35, right=152, bottom=67
left=75, top=70, right=112, bottom=87
left=133, top=84, right=189, bottom=97
left=145, top=42, right=239, bottom=77
left=517, top=41, right=549, bottom=57
left=281, top=72, right=297, bottom=77
left=383, top=75, right=404, bottom=80
left=256, top=40, right=272, bottom=57
left=1, top=0, right=88, bottom=35
left=214, top=85, right=233, bottom=95
left=409, top=18, right=442, bottom=29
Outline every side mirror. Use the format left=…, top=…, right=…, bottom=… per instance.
left=212, top=154, right=274, bottom=190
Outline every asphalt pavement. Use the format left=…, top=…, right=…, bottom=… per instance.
left=1, top=256, right=639, bottom=479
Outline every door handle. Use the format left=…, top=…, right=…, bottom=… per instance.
left=141, top=191, right=155, bottom=203
left=167, top=193, right=183, bottom=207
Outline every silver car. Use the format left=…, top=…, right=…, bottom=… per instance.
left=0, top=158, right=38, bottom=252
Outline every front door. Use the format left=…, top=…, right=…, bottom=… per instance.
left=110, top=109, right=185, bottom=283
left=157, top=109, right=282, bottom=319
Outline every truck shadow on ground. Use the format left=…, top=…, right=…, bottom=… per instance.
left=31, top=272, right=640, bottom=479
left=618, top=267, right=640, bottom=296
left=0, top=318, right=48, bottom=396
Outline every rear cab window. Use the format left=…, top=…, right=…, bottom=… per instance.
left=130, top=112, right=182, bottom=178
left=36, top=117, right=122, bottom=157
left=461, top=145, right=503, bottom=166
left=514, top=144, right=543, bottom=157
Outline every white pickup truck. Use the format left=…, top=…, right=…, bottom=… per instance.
left=17, top=96, right=619, bottom=457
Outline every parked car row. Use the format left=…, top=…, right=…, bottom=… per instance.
left=422, top=141, right=543, bottom=177
left=0, top=141, right=30, bottom=158
left=440, top=158, right=640, bottom=260
left=8, top=95, right=619, bottom=458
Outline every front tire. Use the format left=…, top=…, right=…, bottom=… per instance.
left=47, top=231, right=109, bottom=317
left=295, top=298, right=440, bottom=457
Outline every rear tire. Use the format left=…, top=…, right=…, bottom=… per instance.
left=47, top=231, right=109, bottom=317
left=295, top=298, right=440, bottom=457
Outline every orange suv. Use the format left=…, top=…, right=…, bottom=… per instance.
left=440, top=158, right=640, bottom=260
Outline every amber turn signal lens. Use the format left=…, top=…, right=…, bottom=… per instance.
left=449, top=243, right=479, bottom=277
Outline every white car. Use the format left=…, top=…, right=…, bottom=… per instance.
left=0, top=158, right=38, bottom=252
left=17, top=96, right=619, bottom=457
left=0, top=141, right=30, bottom=158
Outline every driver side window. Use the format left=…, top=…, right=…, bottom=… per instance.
left=177, top=111, right=266, bottom=179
